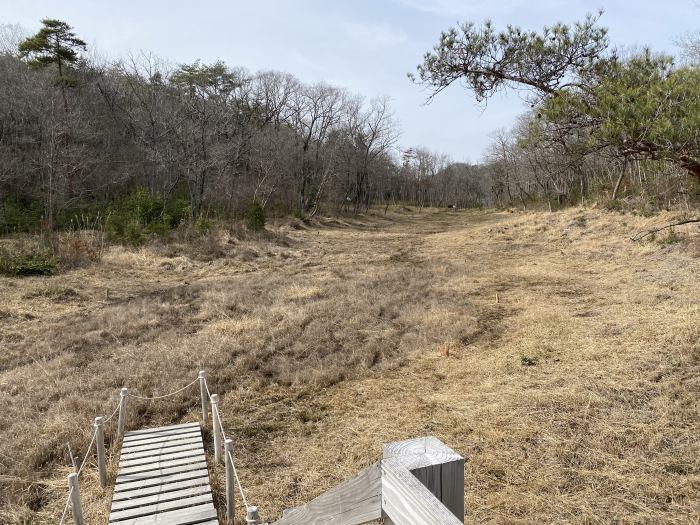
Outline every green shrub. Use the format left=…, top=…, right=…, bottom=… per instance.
left=124, top=220, right=144, bottom=246
left=194, top=216, right=212, bottom=236
left=125, top=188, right=165, bottom=225
left=0, top=247, right=57, bottom=276
left=246, top=201, right=266, bottom=231
left=105, top=188, right=191, bottom=243
left=0, top=199, right=43, bottom=234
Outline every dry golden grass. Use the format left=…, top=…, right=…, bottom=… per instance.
left=1, top=207, right=699, bottom=524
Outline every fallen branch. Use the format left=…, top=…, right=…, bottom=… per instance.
left=631, top=218, right=700, bottom=241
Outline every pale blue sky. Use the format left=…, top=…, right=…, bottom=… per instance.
left=2, top=0, right=698, bottom=161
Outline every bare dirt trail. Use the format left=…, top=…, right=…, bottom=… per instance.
left=1, top=207, right=698, bottom=524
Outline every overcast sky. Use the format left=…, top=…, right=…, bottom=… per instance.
left=3, top=0, right=698, bottom=162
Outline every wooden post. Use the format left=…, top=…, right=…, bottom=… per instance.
left=211, top=394, right=221, bottom=464
left=246, top=506, right=259, bottom=525
left=68, top=472, right=84, bottom=525
left=382, top=437, right=464, bottom=524
left=118, top=387, right=128, bottom=436
left=199, top=370, right=208, bottom=426
left=94, top=416, right=107, bottom=488
left=67, top=443, right=77, bottom=473
left=225, top=438, right=235, bottom=524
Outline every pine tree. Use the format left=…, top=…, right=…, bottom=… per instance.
left=19, top=19, right=86, bottom=112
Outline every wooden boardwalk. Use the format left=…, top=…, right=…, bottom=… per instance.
left=109, top=422, right=217, bottom=525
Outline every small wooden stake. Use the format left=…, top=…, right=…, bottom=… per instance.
left=118, top=387, right=128, bottom=436
left=66, top=443, right=77, bottom=473
left=246, top=506, right=259, bottom=525
left=95, top=416, right=107, bottom=488
left=199, top=370, right=208, bottom=426
left=225, top=438, right=235, bottom=524
left=68, top=472, right=84, bottom=525
left=211, top=394, right=221, bottom=464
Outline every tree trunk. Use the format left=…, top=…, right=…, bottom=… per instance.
left=612, top=157, right=629, bottom=200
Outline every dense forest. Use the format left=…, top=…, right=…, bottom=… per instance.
left=0, top=15, right=699, bottom=239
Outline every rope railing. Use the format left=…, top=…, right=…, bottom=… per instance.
left=102, top=401, right=121, bottom=423
left=55, top=371, right=259, bottom=525
left=126, top=377, right=199, bottom=400
left=203, top=375, right=256, bottom=523
left=57, top=486, right=73, bottom=525
left=227, top=449, right=250, bottom=510
left=76, top=429, right=97, bottom=477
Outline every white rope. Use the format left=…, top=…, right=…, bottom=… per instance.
left=127, top=377, right=199, bottom=400
left=213, top=399, right=225, bottom=436
left=58, top=486, right=73, bottom=525
left=227, top=449, right=250, bottom=509
left=203, top=377, right=212, bottom=400
left=77, top=428, right=97, bottom=477
left=212, top=394, right=250, bottom=510
left=103, top=400, right=121, bottom=423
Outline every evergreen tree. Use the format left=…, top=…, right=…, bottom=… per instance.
left=18, top=18, right=86, bottom=111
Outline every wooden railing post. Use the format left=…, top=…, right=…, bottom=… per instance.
left=118, top=387, right=128, bottom=436
left=225, top=438, right=235, bottom=524
left=382, top=437, right=464, bottom=525
left=246, top=506, right=259, bottom=525
left=68, top=472, right=84, bottom=525
left=211, top=393, right=221, bottom=463
left=94, top=416, right=107, bottom=488
left=199, top=370, right=208, bottom=426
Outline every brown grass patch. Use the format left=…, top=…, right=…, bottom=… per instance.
left=0, top=207, right=698, bottom=524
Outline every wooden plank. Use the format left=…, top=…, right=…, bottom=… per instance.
left=109, top=503, right=217, bottom=525
left=123, top=422, right=200, bottom=437
left=123, top=427, right=201, bottom=444
left=109, top=494, right=213, bottom=522
left=119, top=448, right=204, bottom=468
left=116, top=460, right=208, bottom=483
left=271, top=463, right=381, bottom=525
left=110, top=421, right=215, bottom=525
left=111, top=485, right=212, bottom=512
left=113, top=478, right=210, bottom=502
left=114, top=469, right=210, bottom=493
left=117, top=456, right=206, bottom=477
left=121, top=430, right=202, bottom=449
left=381, top=459, right=462, bottom=525
left=120, top=438, right=202, bottom=456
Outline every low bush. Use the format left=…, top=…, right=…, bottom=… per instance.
left=0, top=199, right=43, bottom=234
left=247, top=201, right=266, bottom=231
left=0, top=245, right=57, bottom=276
left=105, top=188, right=191, bottom=244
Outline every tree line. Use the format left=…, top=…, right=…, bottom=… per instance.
left=1, top=15, right=699, bottom=238
left=0, top=19, right=490, bottom=236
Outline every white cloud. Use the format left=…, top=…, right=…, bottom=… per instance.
left=344, top=22, right=408, bottom=47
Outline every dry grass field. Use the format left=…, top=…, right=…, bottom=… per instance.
left=1, top=207, right=699, bottom=524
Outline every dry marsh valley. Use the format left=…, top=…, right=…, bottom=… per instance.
left=1, top=207, right=699, bottom=524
